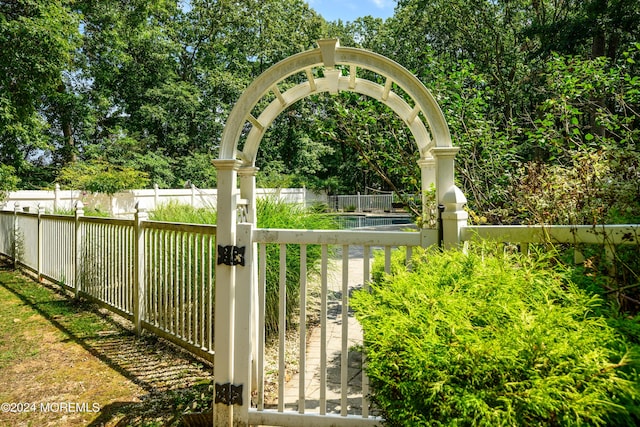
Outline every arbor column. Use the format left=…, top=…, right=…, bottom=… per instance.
left=431, top=147, right=467, bottom=248
left=431, top=147, right=460, bottom=205
left=212, top=159, right=241, bottom=427
left=441, top=185, right=468, bottom=249
left=239, top=166, right=259, bottom=224
left=237, top=166, right=260, bottom=419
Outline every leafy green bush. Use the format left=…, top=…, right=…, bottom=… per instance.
left=0, top=164, right=19, bottom=201
left=352, top=247, right=640, bottom=426
left=57, top=160, right=149, bottom=195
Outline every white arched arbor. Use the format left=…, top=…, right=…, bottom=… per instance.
left=216, top=39, right=461, bottom=217
left=213, top=39, right=467, bottom=426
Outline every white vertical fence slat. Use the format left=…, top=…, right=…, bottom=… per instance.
left=340, top=244, right=349, bottom=417
left=0, top=210, right=15, bottom=256
left=140, top=222, right=216, bottom=361
left=249, top=229, right=421, bottom=425
left=79, top=218, right=136, bottom=318
left=17, top=213, right=39, bottom=272
left=41, top=215, right=75, bottom=289
left=257, top=242, right=267, bottom=411
left=278, top=242, right=287, bottom=413
left=319, top=244, right=329, bottom=416
left=361, top=244, right=371, bottom=418
left=298, top=244, right=307, bottom=414
left=234, top=223, right=254, bottom=423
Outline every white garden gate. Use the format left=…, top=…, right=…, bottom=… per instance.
left=212, top=39, right=467, bottom=426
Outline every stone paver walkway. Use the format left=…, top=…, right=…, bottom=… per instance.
left=283, top=249, right=369, bottom=415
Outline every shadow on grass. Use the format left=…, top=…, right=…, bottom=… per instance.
left=0, top=264, right=213, bottom=427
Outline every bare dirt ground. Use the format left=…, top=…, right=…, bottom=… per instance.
left=0, top=266, right=213, bottom=427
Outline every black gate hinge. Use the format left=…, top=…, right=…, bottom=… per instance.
left=217, top=245, right=245, bottom=266
left=215, top=382, right=243, bottom=406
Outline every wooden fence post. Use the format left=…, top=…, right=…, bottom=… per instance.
left=74, top=201, right=84, bottom=299
left=134, top=202, right=148, bottom=336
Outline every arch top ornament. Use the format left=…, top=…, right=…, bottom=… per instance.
left=218, top=38, right=452, bottom=164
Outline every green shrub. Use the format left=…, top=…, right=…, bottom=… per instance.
left=0, top=164, right=19, bottom=201
left=57, top=159, right=149, bottom=195
left=352, top=247, right=640, bottom=426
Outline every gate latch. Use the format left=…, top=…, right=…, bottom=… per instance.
left=215, top=382, right=243, bottom=406
left=217, top=245, right=245, bottom=266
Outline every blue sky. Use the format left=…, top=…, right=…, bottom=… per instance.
left=308, top=0, right=396, bottom=22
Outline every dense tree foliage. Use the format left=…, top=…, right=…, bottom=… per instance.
left=1, top=0, right=638, bottom=223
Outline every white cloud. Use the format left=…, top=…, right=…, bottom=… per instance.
left=370, top=0, right=392, bottom=8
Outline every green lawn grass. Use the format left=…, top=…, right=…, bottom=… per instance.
left=0, top=265, right=212, bottom=426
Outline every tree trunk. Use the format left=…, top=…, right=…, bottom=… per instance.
left=57, top=83, right=77, bottom=163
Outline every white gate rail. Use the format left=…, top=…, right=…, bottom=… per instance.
left=462, top=224, right=640, bottom=264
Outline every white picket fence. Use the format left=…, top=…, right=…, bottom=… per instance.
left=1, top=205, right=216, bottom=361
left=1, top=185, right=408, bottom=217
left=0, top=185, right=322, bottom=217
left=0, top=204, right=430, bottom=424
left=0, top=205, right=638, bottom=426
left=327, top=194, right=395, bottom=213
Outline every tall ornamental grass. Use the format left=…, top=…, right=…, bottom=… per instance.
left=255, top=197, right=337, bottom=334
left=149, top=200, right=217, bottom=224
left=150, top=198, right=336, bottom=336
left=352, top=247, right=640, bottom=426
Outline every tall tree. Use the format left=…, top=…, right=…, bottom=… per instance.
left=0, top=0, right=79, bottom=186
left=526, top=0, right=640, bottom=60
